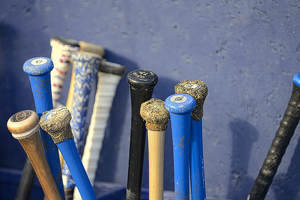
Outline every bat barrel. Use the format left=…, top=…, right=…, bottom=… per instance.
left=23, top=57, right=65, bottom=199
left=126, top=70, right=158, bottom=200
left=140, top=99, right=170, bottom=200
left=50, top=36, right=80, bottom=108
left=7, top=110, right=62, bottom=200
left=165, top=94, right=196, bottom=200
left=175, top=80, right=208, bottom=200
left=40, top=107, right=97, bottom=200
left=248, top=73, right=300, bottom=200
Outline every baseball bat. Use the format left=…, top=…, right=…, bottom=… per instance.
left=73, top=60, right=126, bottom=200
left=23, top=57, right=65, bottom=199
left=126, top=69, right=158, bottom=200
left=65, top=41, right=105, bottom=112
left=50, top=36, right=80, bottom=109
left=165, top=94, right=196, bottom=200
left=7, top=110, right=62, bottom=200
left=66, top=41, right=105, bottom=111
left=40, top=107, right=97, bottom=200
left=175, top=80, right=208, bottom=200
left=248, top=73, right=300, bottom=200
left=62, top=51, right=102, bottom=199
left=140, top=99, right=170, bottom=200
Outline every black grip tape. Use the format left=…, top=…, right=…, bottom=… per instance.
left=249, top=82, right=300, bottom=200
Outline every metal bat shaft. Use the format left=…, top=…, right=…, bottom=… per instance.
left=23, top=57, right=65, bottom=199
left=62, top=51, right=102, bottom=192
left=126, top=70, right=158, bottom=200
left=140, top=99, right=170, bottom=200
left=248, top=73, right=300, bottom=200
left=50, top=36, right=80, bottom=109
left=7, top=110, right=62, bottom=200
left=40, top=107, right=97, bottom=200
left=165, top=94, right=196, bottom=200
left=175, top=80, right=208, bottom=200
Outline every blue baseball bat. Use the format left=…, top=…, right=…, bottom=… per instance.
left=165, top=94, right=196, bottom=200
left=40, top=107, right=97, bottom=200
left=23, top=57, right=65, bottom=199
left=175, top=80, right=208, bottom=200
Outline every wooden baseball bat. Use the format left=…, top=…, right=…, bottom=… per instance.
left=140, top=99, right=170, bottom=200
left=50, top=36, right=80, bottom=109
left=23, top=57, right=65, bottom=199
left=248, top=73, right=300, bottom=200
left=73, top=60, right=126, bottom=200
left=126, top=70, right=158, bottom=200
left=40, top=107, right=97, bottom=200
left=7, top=110, right=62, bottom=200
left=165, top=94, right=196, bottom=200
left=175, top=80, right=208, bottom=200
left=62, top=51, right=102, bottom=199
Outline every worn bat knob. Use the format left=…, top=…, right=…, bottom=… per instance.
left=140, top=98, right=170, bottom=131
left=39, top=107, right=73, bottom=144
left=175, top=80, right=208, bottom=121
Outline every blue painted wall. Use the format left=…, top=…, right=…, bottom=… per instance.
left=1, top=1, right=300, bottom=199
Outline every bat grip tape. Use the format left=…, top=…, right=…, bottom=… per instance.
left=249, top=82, right=300, bottom=200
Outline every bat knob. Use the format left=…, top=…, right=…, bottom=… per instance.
left=165, top=94, right=196, bottom=114
left=78, top=41, right=105, bottom=57
left=126, top=69, right=158, bottom=88
left=140, top=99, right=170, bottom=131
left=50, top=36, right=80, bottom=50
left=175, top=80, right=208, bottom=121
left=23, top=57, right=54, bottom=76
left=7, top=110, right=39, bottom=140
left=294, top=73, right=300, bottom=86
left=40, top=107, right=73, bottom=144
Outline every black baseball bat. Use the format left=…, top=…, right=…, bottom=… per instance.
left=126, top=69, right=158, bottom=200
left=248, top=73, right=300, bottom=200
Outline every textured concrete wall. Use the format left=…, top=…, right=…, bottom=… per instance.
left=0, top=1, right=300, bottom=199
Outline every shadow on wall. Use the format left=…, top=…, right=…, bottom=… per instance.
left=272, top=133, right=300, bottom=200
left=227, top=119, right=258, bottom=200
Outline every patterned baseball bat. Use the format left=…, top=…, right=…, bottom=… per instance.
left=140, top=99, right=170, bottom=200
left=175, top=80, right=208, bottom=200
left=73, top=60, right=126, bottom=200
left=165, top=94, right=196, bottom=200
left=7, top=110, right=62, bottom=200
left=23, top=57, right=65, bottom=199
left=126, top=70, right=158, bottom=200
left=40, top=107, right=97, bottom=200
left=62, top=51, right=102, bottom=199
left=248, top=73, right=300, bottom=200
left=50, top=36, right=80, bottom=109
left=65, top=40, right=105, bottom=111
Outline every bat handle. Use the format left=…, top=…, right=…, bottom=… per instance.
left=140, top=99, right=170, bottom=200
left=248, top=73, right=300, bottom=200
left=58, top=140, right=97, bottom=200
left=50, top=36, right=80, bottom=108
left=175, top=80, right=208, bottom=200
left=165, top=94, right=196, bottom=200
left=126, top=70, right=158, bottom=200
left=7, top=110, right=62, bottom=200
left=23, top=57, right=65, bottom=199
left=40, top=107, right=97, bottom=200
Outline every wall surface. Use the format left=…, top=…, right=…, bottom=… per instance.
left=0, top=0, right=300, bottom=199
